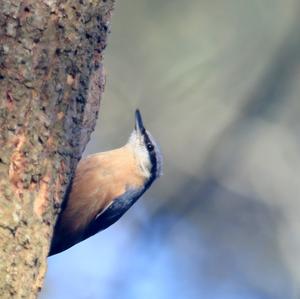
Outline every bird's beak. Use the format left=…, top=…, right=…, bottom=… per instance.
left=135, top=109, right=145, bottom=134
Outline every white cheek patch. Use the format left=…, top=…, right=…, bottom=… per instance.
left=136, top=146, right=151, bottom=178
left=128, top=132, right=152, bottom=178
left=139, top=158, right=150, bottom=178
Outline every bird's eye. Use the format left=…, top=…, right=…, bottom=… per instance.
left=147, top=143, right=154, bottom=151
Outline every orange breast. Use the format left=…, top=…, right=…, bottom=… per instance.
left=51, top=146, right=145, bottom=253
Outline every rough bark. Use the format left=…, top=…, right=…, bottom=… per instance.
left=0, top=0, right=114, bottom=298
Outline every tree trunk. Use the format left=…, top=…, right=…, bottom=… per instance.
left=0, top=1, right=114, bottom=298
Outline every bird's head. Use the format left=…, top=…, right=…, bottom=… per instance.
left=127, top=109, right=163, bottom=182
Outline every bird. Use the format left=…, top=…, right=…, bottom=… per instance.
left=49, top=109, right=163, bottom=256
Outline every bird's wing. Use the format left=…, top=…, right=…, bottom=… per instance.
left=83, top=186, right=146, bottom=240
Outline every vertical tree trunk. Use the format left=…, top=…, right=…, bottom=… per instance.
left=0, top=1, right=114, bottom=298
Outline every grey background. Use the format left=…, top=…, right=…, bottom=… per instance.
left=41, top=1, right=300, bottom=298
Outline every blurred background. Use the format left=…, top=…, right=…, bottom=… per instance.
left=41, top=1, right=300, bottom=298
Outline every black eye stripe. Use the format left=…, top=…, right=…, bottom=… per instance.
left=144, top=135, right=154, bottom=151
left=147, top=143, right=154, bottom=151
left=143, top=131, right=157, bottom=179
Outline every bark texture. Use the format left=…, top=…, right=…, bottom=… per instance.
left=0, top=0, right=114, bottom=298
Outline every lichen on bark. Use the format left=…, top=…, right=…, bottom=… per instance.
left=0, top=0, right=114, bottom=298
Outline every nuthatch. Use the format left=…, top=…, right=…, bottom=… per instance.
left=49, top=110, right=162, bottom=256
